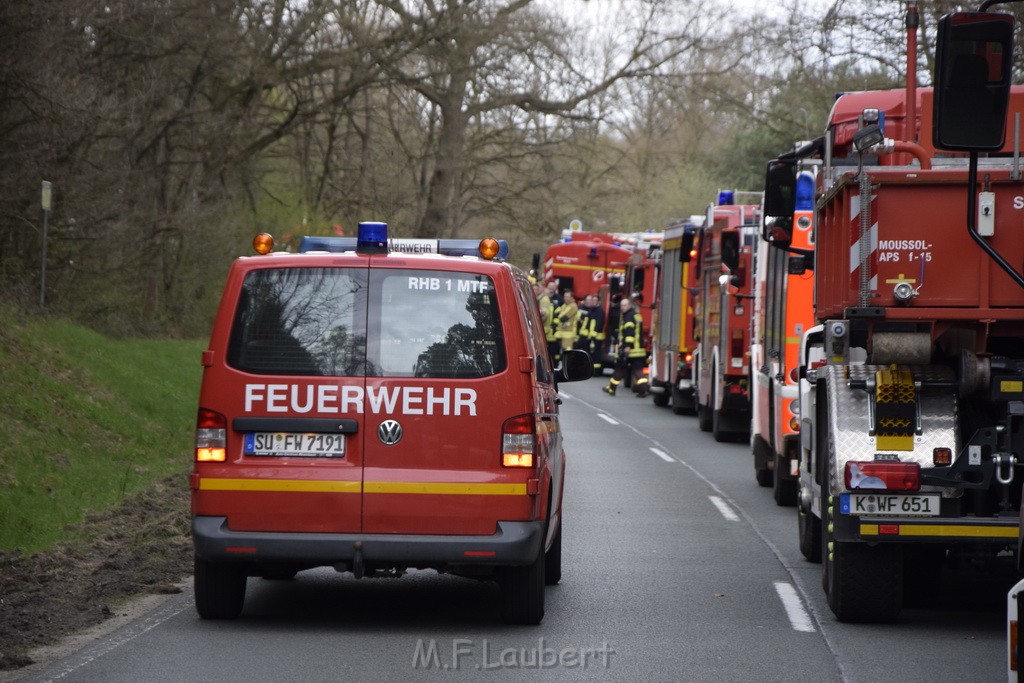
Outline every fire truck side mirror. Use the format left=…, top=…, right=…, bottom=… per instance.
left=763, top=159, right=795, bottom=245
left=679, top=231, right=696, bottom=263
left=933, top=11, right=1014, bottom=152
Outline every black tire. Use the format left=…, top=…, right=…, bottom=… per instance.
left=712, top=408, right=729, bottom=442
left=700, top=373, right=716, bottom=433
left=499, top=547, right=546, bottom=625
left=798, top=500, right=821, bottom=563
left=194, top=556, right=247, bottom=620
left=697, top=404, right=712, bottom=431
left=653, top=391, right=669, bottom=407
left=544, top=523, right=562, bottom=586
left=773, top=452, right=798, bottom=507
left=823, top=512, right=903, bottom=623
left=753, top=436, right=773, bottom=487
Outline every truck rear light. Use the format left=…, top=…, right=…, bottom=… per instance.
left=844, top=461, right=920, bottom=491
left=933, top=447, right=952, bottom=466
left=731, top=330, right=744, bottom=360
left=789, top=417, right=800, bottom=431
left=196, top=408, right=227, bottom=463
left=502, top=414, right=536, bottom=468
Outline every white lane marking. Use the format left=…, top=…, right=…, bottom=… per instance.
left=568, top=390, right=833, bottom=668
left=649, top=447, right=675, bottom=463
left=558, top=391, right=572, bottom=400
left=597, top=413, right=619, bottom=425
left=39, top=595, right=192, bottom=681
left=774, top=581, right=816, bottom=633
left=708, top=495, right=740, bottom=522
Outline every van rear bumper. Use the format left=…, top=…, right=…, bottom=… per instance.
left=192, top=516, right=544, bottom=568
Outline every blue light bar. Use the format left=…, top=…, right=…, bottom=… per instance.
left=717, top=190, right=735, bottom=205
left=795, top=171, right=815, bottom=211
left=298, top=234, right=509, bottom=260
left=300, top=236, right=357, bottom=252
left=357, top=221, right=388, bottom=254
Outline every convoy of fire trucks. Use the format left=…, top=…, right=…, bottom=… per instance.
left=539, top=5, right=1024, bottom=628
left=540, top=226, right=661, bottom=370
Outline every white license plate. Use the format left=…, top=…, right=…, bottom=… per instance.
left=244, top=433, right=345, bottom=458
left=840, top=493, right=939, bottom=517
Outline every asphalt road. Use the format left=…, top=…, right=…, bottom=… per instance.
left=18, top=377, right=1013, bottom=682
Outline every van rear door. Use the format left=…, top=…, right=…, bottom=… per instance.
left=359, top=265, right=535, bottom=535
left=211, top=263, right=369, bottom=534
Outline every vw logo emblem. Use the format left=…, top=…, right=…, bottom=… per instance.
left=377, top=419, right=403, bottom=446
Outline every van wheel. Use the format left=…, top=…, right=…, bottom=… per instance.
left=194, top=556, right=247, bottom=620
left=544, top=523, right=562, bottom=586
left=499, top=548, right=545, bottom=625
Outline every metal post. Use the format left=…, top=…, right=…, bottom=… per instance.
left=40, top=181, right=52, bottom=308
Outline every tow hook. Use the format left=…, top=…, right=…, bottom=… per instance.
left=352, top=541, right=365, bottom=579
left=994, top=453, right=1017, bottom=486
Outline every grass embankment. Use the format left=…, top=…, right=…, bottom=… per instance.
left=0, top=306, right=203, bottom=553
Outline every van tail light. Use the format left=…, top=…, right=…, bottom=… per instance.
left=196, top=408, right=227, bottom=463
left=502, top=414, right=536, bottom=468
left=844, top=461, right=920, bottom=491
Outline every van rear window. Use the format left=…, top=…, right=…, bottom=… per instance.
left=227, top=267, right=505, bottom=378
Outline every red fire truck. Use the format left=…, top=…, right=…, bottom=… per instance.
left=541, top=229, right=660, bottom=370
left=765, top=8, right=1024, bottom=622
left=648, top=218, right=702, bottom=414
left=694, top=193, right=759, bottom=441
left=750, top=156, right=817, bottom=506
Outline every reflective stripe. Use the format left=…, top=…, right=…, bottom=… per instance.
left=199, top=478, right=525, bottom=496
left=200, top=478, right=359, bottom=493
left=860, top=523, right=1017, bottom=538
left=551, top=263, right=625, bottom=274
left=365, top=482, right=526, bottom=496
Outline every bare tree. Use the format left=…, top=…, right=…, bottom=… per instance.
left=373, top=0, right=708, bottom=237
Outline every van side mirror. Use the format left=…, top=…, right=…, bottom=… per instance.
left=934, top=11, right=1014, bottom=151
left=763, top=159, right=796, bottom=244
left=558, top=349, right=593, bottom=382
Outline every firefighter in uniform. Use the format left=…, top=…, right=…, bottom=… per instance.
left=574, top=295, right=594, bottom=353
left=603, top=296, right=648, bottom=397
left=579, top=293, right=605, bottom=371
left=536, top=280, right=560, bottom=366
left=554, top=291, right=579, bottom=359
